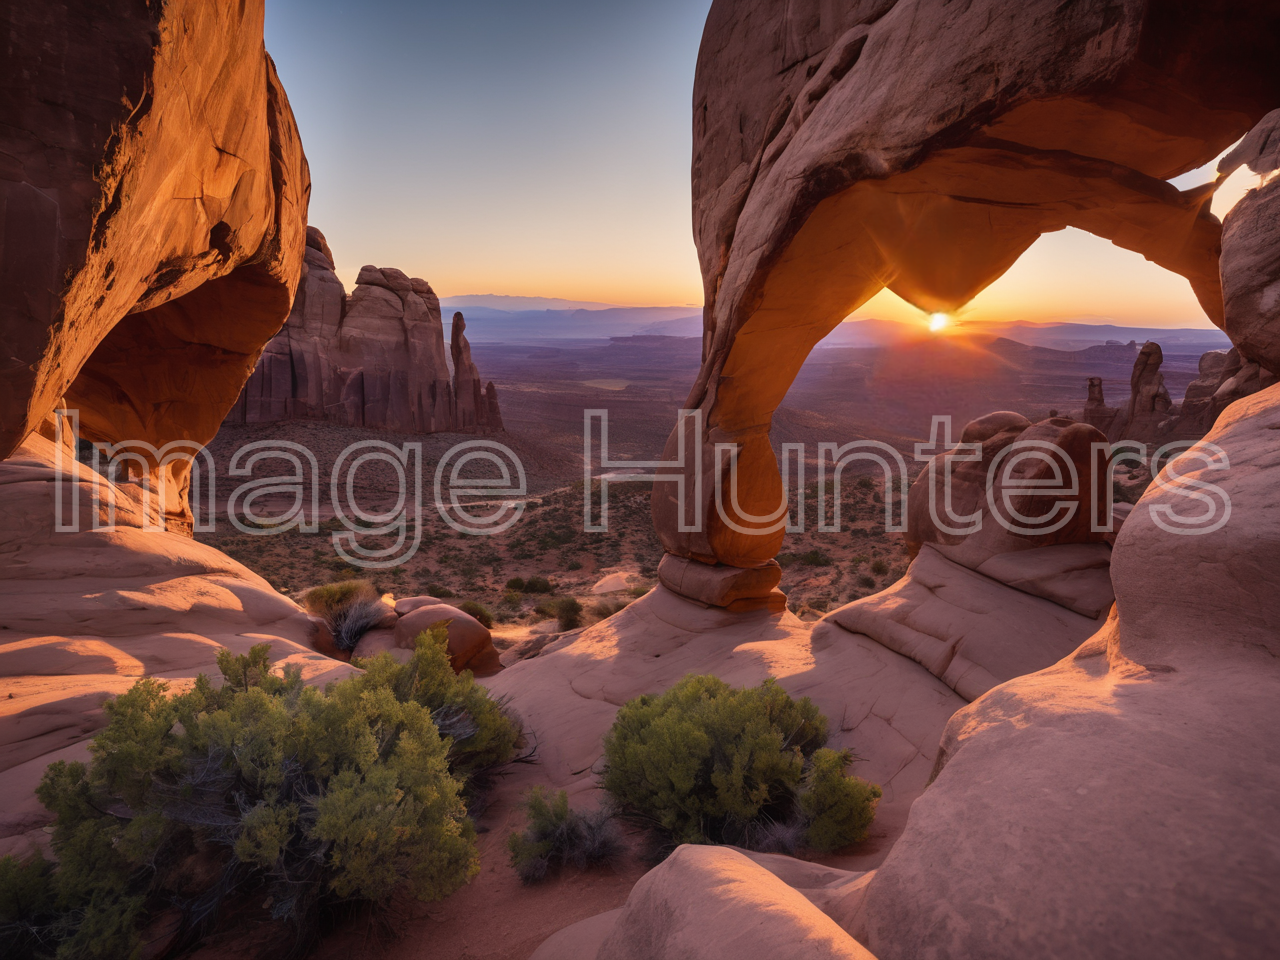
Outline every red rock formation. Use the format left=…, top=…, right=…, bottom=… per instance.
left=906, top=412, right=1111, bottom=569
left=0, top=0, right=310, bottom=533
left=652, top=0, right=1280, bottom=594
left=1220, top=109, right=1280, bottom=375
left=1116, top=341, right=1174, bottom=441
left=227, top=232, right=503, bottom=433
left=0, top=1, right=360, bottom=860
left=1082, top=377, right=1120, bottom=437
left=1078, top=341, right=1274, bottom=444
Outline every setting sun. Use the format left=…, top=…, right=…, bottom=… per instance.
left=929, top=312, right=951, bottom=332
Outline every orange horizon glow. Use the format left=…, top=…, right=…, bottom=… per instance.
left=330, top=150, right=1263, bottom=322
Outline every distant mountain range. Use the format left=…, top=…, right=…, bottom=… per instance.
left=436, top=300, right=703, bottom=341
left=820, top=318, right=1232, bottom=353
left=440, top=294, right=633, bottom=312
left=440, top=296, right=1232, bottom=354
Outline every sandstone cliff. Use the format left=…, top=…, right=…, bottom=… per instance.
left=0, top=0, right=309, bottom=533
left=227, top=228, right=503, bottom=434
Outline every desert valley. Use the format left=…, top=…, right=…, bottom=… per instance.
left=2, top=2, right=1279, bottom=960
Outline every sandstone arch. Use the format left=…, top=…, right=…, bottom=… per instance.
left=652, top=0, right=1280, bottom=598
left=0, top=0, right=309, bottom=533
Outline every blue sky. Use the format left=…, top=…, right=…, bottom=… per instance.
left=265, top=1, right=1247, bottom=326
left=266, top=0, right=711, bottom=306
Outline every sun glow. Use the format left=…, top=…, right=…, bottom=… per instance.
left=928, top=312, right=951, bottom=332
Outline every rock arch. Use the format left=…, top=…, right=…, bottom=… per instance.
left=0, top=0, right=309, bottom=534
left=652, top=0, right=1280, bottom=602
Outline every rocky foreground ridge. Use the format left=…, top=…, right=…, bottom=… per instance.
left=227, top=226, right=503, bottom=434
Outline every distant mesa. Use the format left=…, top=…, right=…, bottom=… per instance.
left=227, top=227, right=503, bottom=434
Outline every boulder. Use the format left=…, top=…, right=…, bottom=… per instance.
left=594, top=845, right=875, bottom=960
left=393, top=603, right=501, bottom=675
left=393, top=595, right=449, bottom=616
left=350, top=627, right=408, bottom=664
left=906, top=414, right=1110, bottom=570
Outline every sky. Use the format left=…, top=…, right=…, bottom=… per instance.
left=265, top=0, right=711, bottom=308
left=265, top=1, right=1259, bottom=327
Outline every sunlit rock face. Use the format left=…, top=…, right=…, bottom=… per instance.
left=820, top=411, right=1115, bottom=704
left=652, top=0, right=1280, bottom=581
left=906, top=412, right=1111, bottom=567
left=0, top=0, right=310, bottom=534
left=0, top=1, right=355, bottom=858
left=227, top=229, right=504, bottom=434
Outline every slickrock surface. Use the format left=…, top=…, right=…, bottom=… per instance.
left=0, top=435, right=356, bottom=860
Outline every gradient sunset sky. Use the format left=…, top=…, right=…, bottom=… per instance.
left=265, top=0, right=1256, bottom=328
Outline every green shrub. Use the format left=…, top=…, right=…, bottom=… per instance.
left=0, top=632, right=518, bottom=959
left=798, top=549, right=833, bottom=567
left=428, top=583, right=456, bottom=598
left=857, top=477, right=874, bottom=491
left=857, top=574, right=876, bottom=590
left=589, top=598, right=631, bottom=620
left=458, top=600, right=493, bottom=629
left=870, top=559, right=889, bottom=577
left=500, top=589, right=522, bottom=609
left=800, top=749, right=882, bottom=852
left=628, top=585, right=651, bottom=598
left=301, top=579, right=376, bottom=616
left=506, top=788, right=622, bottom=884
left=565, top=560, right=583, bottom=571
left=523, top=576, right=554, bottom=594
left=505, top=577, right=526, bottom=591
left=555, top=597, right=582, bottom=631
left=601, top=675, right=878, bottom=854
left=300, top=579, right=385, bottom=651
left=0, top=854, right=55, bottom=959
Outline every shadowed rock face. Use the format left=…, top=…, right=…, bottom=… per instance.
left=652, top=0, right=1280, bottom=583
left=0, top=0, right=310, bottom=533
left=1220, top=109, right=1280, bottom=374
left=227, top=231, right=503, bottom=433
